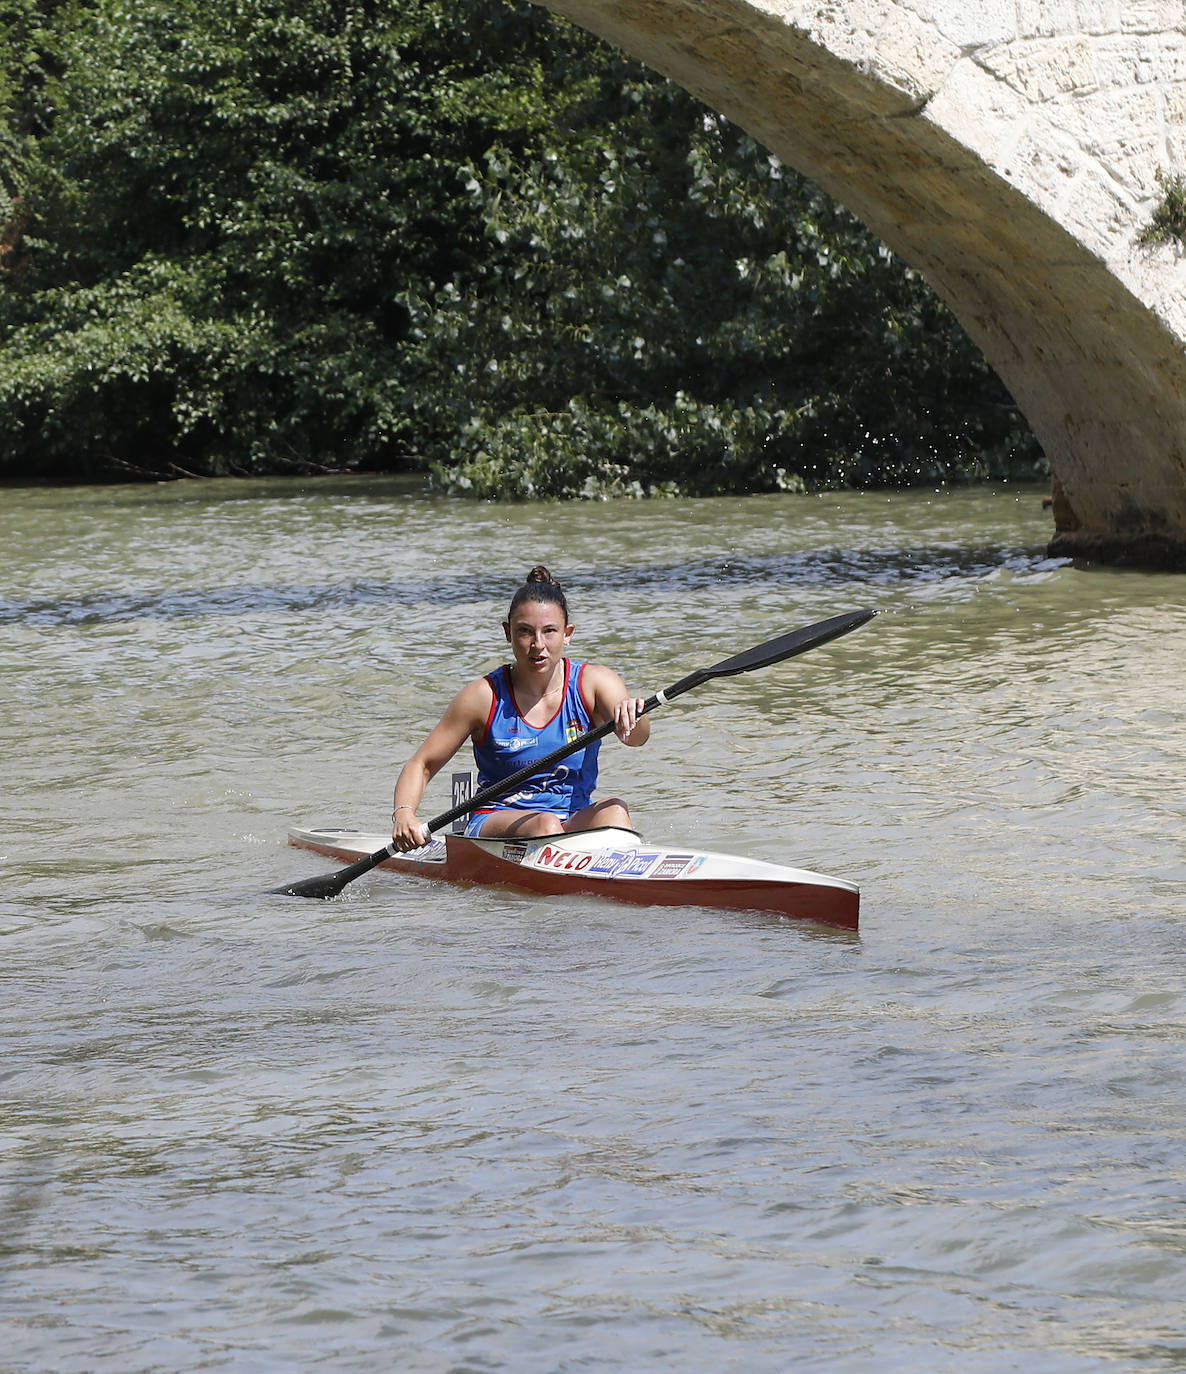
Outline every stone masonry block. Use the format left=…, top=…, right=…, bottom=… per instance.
left=1093, top=34, right=1186, bottom=86
left=1062, top=168, right=1142, bottom=252
left=981, top=39, right=1098, bottom=101
left=1017, top=0, right=1083, bottom=39
left=925, top=0, right=1016, bottom=47
left=1089, top=39, right=1156, bottom=87
left=1010, top=127, right=1089, bottom=216
left=1075, top=1, right=1122, bottom=35
left=925, top=60, right=1032, bottom=163
left=874, top=6, right=961, bottom=98
left=1121, top=1, right=1186, bottom=33
left=1061, top=89, right=1161, bottom=195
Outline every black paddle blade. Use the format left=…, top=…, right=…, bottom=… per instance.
left=271, top=849, right=389, bottom=899
left=707, top=609, right=875, bottom=679
left=271, top=872, right=350, bottom=899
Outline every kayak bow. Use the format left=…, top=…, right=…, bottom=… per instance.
left=287, top=824, right=859, bottom=930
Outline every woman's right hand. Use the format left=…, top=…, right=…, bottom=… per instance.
left=392, top=806, right=431, bottom=852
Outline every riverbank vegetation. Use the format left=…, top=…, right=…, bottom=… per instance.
left=0, top=0, right=1044, bottom=495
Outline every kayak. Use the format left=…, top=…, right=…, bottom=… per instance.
left=287, top=824, right=860, bottom=930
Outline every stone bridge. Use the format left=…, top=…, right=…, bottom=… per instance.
left=537, top=0, right=1186, bottom=567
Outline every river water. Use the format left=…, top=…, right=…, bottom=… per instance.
left=2, top=476, right=1185, bottom=1372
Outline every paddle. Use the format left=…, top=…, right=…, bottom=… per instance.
left=273, top=607, right=875, bottom=899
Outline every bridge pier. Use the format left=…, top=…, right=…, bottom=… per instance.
left=538, top=0, right=1186, bottom=568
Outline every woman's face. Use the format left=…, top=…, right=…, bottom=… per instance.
left=503, top=600, right=573, bottom=677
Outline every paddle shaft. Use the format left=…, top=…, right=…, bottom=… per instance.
left=274, top=608, right=875, bottom=898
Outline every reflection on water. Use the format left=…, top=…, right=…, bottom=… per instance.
left=0, top=535, right=1062, bottom=628
left=3, top=477, right=1186, bottom=1372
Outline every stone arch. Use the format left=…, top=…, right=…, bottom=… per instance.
left=537, top=0, right=1186, bottom=567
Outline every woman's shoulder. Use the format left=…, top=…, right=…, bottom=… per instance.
left=572, top=660, right=626, bottom=709
left=445, top=671, right=498, bottom=722
left=574, top=660, right=624, bottom=684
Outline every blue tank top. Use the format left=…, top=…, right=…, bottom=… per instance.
left=472, top=659, right=600, bottom=816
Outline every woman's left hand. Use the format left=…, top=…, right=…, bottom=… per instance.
left=614, top=696, right=646, bottom=743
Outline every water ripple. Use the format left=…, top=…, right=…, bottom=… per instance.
left=1, top=546, right=1064, bottom=628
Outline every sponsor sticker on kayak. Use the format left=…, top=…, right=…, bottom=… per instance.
left=652, top=854, right=694, bottom=879
left=585, top=849, right=660, bottom=879
left=588, top=849, right=627, bottom=877
left=534, top=842, right=596, bottom=872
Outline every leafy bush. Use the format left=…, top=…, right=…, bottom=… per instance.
left=1, top=0, right=496, bottom=477
left=0, top=0, right=1041, bottom=491
left=433, top=395, right=809, bottom=499
left=1139, top=168, right=1186, bottom=250
left=417, top=81, right=1040, bottom=496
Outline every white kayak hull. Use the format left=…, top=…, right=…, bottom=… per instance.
left=287, top=825, right=859, bottom=930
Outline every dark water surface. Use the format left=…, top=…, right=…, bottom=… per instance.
left=3, top=477, right=1185, bottom=1372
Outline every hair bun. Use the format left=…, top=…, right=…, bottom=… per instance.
left=509, top=566, right=569, bottom=621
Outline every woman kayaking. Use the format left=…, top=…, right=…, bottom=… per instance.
left=391, top=566, right=650, bottom=852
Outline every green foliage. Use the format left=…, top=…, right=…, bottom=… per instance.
left=1, top=0, right=81, bottom=230
left=1139, top=168, right=1186, bottom=249
left=1, top=0, right=518, bottom=476
left=437, top=395, right=808, bottom=499
left=0, top=125, right=20, bottom=242
left=419, top=79, right=1038, bottom=497
left=0, top=0, right=1041, bottom=491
